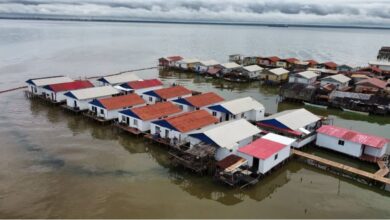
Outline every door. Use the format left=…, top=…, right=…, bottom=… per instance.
left=73, top=100, right=77, bottom=107
left=165, top=130, right=169, bottom=138
left=225, top=113, right=229, bottom=121
left=252, top=157, right=259, bottom=172
left=51, top=93, right=54, bottom=101
left=126, top=117, right=130, bottom=126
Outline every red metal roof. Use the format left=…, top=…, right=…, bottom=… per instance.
left=356, top=78, right=387, bottom=89
left=238, top=138, right=286, bottom=160
left=285, top=58, right=299, bottom=64
left=164, top=110, right=218, bottom=132
left=305, top=59, right=318, bottom=65
left=323, top=61, right=338, bottom=68
left=267, top=56, right=280, bottom=62
left=167, top=56, right=183, bottom=62
left=132, top=102, right=182, bottom=121
left=207, top=67, right=221, bottom=75
left=184, top=92, right=225, bottom=108
left=98, top=94, right=145, bottom=110
left=154, top=86, right=192, bottom=99
left=317, top=125, right=388, bottom=148
left=47, top=80, right=94, bottom=92
left=126, top=79, right=163, bottom=90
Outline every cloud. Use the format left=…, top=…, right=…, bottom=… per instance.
left=1, top=0, right=390, bottom=27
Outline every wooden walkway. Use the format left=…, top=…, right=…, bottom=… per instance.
left=292, top=149, right=390, bottom=185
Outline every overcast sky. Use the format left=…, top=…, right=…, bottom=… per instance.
left=1, top=0, right=390, bottom=27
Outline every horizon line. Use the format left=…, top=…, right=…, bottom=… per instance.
left=1, top=16, right=390, bottom=30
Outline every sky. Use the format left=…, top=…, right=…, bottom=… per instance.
left=0, top=0, right=390, bottom=27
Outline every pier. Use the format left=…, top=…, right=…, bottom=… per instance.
left=292, top=149, right=390, bottom=185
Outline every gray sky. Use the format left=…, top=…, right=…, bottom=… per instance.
left=1, top=0, right=390, bottom=26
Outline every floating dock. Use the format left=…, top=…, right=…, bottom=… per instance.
left=293, top=149, right=390, bottom=185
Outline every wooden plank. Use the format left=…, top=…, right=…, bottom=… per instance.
left=293, top=149, right=390, bottom=185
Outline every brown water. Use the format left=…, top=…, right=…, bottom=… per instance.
left=0, top=19, right=390, bottom=218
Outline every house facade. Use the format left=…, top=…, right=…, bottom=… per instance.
left=64, top=86, right=119, bottom=111
left=288, top=70, right=319, bottom=85
left=316, top=125, right=388, bottom=161
left=261, top=68, right=289, bottom=84
left=150, top=110, right=219, bottom=146
left=118, top=102, right=182, bottom=133
left=242, top=65, right=263, bottom=79
left=237, top=133, right=295, bottom=174
left=320, top=74, right=351, bottom=89
left=42, top=80, right=94, bottom=103
left=207, top=97, right=265, bottom=122
left=88, top=93, right=146, bottom=120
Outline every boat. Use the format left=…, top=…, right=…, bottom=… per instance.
left=303, top=102, right=328, bottom=109
left=341, top=108, right=370, bottom=115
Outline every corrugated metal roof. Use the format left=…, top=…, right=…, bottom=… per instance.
left=27, top=76, right=73, bottom=86
left=99, top=73, right=141, bottom=85
left=180, top=92, right=224, bottom=108
left=218, top=97, right=264, bottom=115
left=125, top=79, right=163, bottom=90
left=238, top=138, right=286, bottom=160
left=162, top=110, right=218, bottom=133
left=200, top=60, right=219, bottom=66
left=93, top=93, right=145, bottom=110
left=179, top=58, right=200, bottom=64
left=322, top=74, right=351, bottom=83
left=152, top=86, right=192, bottom=99
left=262, top=133, right=296, bottom=146
left=323, top=61, right=338, bottom=68
left=267, top=56, right=280, bottom=62
left=221, top=62, right=241, bottom=69
left=261, top=108, right=320, bottom=131
left=296, top=70, right=318, bottom=79
left=130, top=102, right=182, bottom=121
left=317, top=125, right=388, bottom=149
left=45, top=80, right=94, bottom=92
left=65, top=86, right=119, bottom=100
left=356, top=78, right=387, bottom=89
left=243, top=65, right=263, bottom=72
left=189, top=119, right=261, bottom=149
left=269, top=68, right=289, bottom=76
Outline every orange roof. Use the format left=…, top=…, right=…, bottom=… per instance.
left=153, top=86, right=192, bottom=99
left=285, top=58, right=299, bottom=63
left=164, top=110, right=218, bottom=132
left=267, top=56, right=280, bottom=62
left=131, top=102, right=182, bottom=121
left=96, top=94, right=145, bottom=110
left=356, top=78, right=387, bottom=89
left=184, top=92, right=225, bottom=108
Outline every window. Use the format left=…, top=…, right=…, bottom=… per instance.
left=241, top=113, right=245, bottom=118
left=155, top=126, right=161, bottom=133
left=178, top=105, right=183, bottom=110
left=100, top=109, right=104, bottom=115
left=122, top=115, right=126, bottom=122
left=149, top=97, right=153, bottom=102
left=274, top=154, right=278, bottom=160
left=212, top=111, right=217, bottom=116
left=338, top=140, right=345, bottom=146
left=133, top=119, right=138, bottom=126
left=232, top=115, right=236, bottom=119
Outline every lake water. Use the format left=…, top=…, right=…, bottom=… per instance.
left=0, top=19, right=389, bottom=218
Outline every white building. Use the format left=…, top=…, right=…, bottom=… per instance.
left=115, top=79, right=163, bottom=95
left=26, top=76, right=73, bottom=96
left=88, top=93, right=146, bottom=120
left=316, top=125, right=389, bottom=161
left=142, top=85, right=192, bottom=104
left=320, top=74, right=351, bottom=89
left=64, top=86, right=119, bottom=111
left=97, top=73, right=141, bottom=86
left=194, top=60, right=220, bottom=73
left=219, top=62, right=242, bottom=74
left=175, top=58, right=200, bottom=70
left=118, top=102, right=182, bottom=133
left=288, top=70, right=319, bottom=84
left=41, top=80, right=94, bottom=103
left=207, top=97, right=265, bottom=122
left=257, top=108, right=321, bottom=148
left=150, top=110, right=219, bottom=146
left=241, top=65, right=263, bottom=79
left=188, top=119, right=261, bottom=161
left=237, top=133, right=296, bottom=174
left=368, top=60, right=390, bottom=71
left=172, top=92, right=225, bottom=112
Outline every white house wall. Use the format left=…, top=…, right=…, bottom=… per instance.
left=292, top=134, right=316, bottom=148
left=316, top=133, right=363, bottom=157
left=364, top=144, right=387, bottom=158
left=259, top=146, right=290, bottom=174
